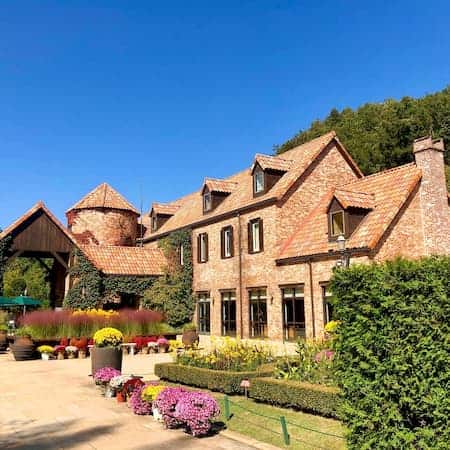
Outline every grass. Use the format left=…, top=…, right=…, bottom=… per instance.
left=159, top=381, right=346, bottom=449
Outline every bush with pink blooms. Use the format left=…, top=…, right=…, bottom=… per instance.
left=153, top=387, right=189, bottom=428
left=129, top=383, right=153, bottom=415
left=94, top=367, right=121, bottom=385
left=175, top=391, right=220, bottom=436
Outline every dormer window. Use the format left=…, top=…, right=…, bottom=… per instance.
left=330, top=211, right=345, bottom=237
left=254, top=167, right=265, bottom=194
left=151, top=215, right=158, bottom=232
left=203, top=192, right=212, bottom=212
left=149, top=202, right=180, bottom=233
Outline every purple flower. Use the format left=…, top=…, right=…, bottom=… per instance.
left=129, top=383, right=153, bottom=415
left=154, top=387, right=189, bottom=428
left=175, top=392, right=220, bottom=437
left=314, top=349, right=334, bottom=363
left=94, top=367, right=121, bottom=384
left=157, top=337, right=169, bottom=346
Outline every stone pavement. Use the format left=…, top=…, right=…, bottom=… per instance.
left=0, top=353, right=259, bottom=450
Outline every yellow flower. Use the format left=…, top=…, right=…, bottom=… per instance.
left=93, top=327, right=123, bottom=347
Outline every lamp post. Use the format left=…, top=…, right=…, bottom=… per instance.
left=336, top=234, right=350, bottom=268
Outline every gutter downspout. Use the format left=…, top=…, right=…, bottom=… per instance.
left=237, top=212, right=244, bottom=339
left=308, top=258, right=316, bottom=338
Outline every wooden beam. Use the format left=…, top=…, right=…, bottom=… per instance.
left=50, top=251, right=69, bottom=270
left=7, top=250, right=24, bottom=263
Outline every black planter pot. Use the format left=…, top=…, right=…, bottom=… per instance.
left=91, top=347, right=123, bottom=376
left=10, top=343, right=37, bottom=361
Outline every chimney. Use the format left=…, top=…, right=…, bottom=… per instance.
left=413, top=136, right=450, bottom=255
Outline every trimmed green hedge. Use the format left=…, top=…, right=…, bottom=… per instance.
left=331, top=257, right=450, bottom=449
left=154, top=362, right=273, bottom=394
left=249, top=377, right=341, bottom=418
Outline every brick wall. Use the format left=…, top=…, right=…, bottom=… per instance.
left=67, top=209, right=137, bottom=246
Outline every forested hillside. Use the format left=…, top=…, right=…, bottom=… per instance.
left=275, top=86, right=450, bottom=189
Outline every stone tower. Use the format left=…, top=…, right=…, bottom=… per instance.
left=66, top=183, right=139, bottom=246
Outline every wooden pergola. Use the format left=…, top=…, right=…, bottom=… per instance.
left=0, top=202, right=77, bottom=308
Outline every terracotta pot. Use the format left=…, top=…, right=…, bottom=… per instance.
left=117, top=391, right=126, bottom=403
left=78, top=350, right=87, bottom=359
left=158, top=344, right=168, bottom=353
left=141, top=347, right=149, bottom=355
left=57, top=352, right=65, bottom=360
left=10, top=343, right=36, bottom=361
left=90, top=346, right=123, bottom=376
left=182, top=330, right=199, bottom=347
left=14, top=335, right=34, bottom=346
left=0, top=331, right=7, bottom=351
left=68, top=353, right=76, bottom=359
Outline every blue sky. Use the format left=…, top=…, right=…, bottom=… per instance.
left=1, top=1, right=449, bottom=227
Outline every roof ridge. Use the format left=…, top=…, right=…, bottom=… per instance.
left=278, top=130, right=337, bottom=158
left=254, top=153, right=293, bottom=162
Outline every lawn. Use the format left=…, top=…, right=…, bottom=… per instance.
left=216, top=395, right=346, bottom=450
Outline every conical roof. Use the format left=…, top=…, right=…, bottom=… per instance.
left=66, top=183, right=139, bottom=214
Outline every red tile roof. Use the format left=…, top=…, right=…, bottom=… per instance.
left=143, top=131, right=361, bottom=239
left=67, top=183, right=139, bottom=215
left=278, top=163, right=422, bottom=260
left=334, top=188, right=375, bottom=210
left=0, top=201, right=78, bottom=245
left=151, top=202, right=181, bottom=216
left=80, top=244, right=167, bottom=276
left=253, top=154, right=293, bottom=172
left=203, top=178, right=239, bottom=194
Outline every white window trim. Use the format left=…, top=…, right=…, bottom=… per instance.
left=251, top=220, right=260, bottom=252
left=203, top=192, right=212, bottom=212
left=254, top=168, right=265, bottom=193
left=224, top=228, right=232, bottom=257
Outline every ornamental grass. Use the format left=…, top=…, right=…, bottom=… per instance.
left=19, top=308, right=168, bottom=340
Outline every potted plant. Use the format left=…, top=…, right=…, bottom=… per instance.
left=157, top=337, right=169, bottom=353
left=10, top=327, right=36, bottom=361
left=37, top=345, right=54, bottom=360
left=141, top=384, right=165, bottom=419
left=0, top=324, right=8, bottom=351
left=148, top=341, right=158, bottom=354
left=93, top=367, right=121, bottom=397
left=66, top=345, right=78, bottom=359
left=54, top=345, right=66, bottom=360
left=91, top=327, right=123, bottom=376
left=110, top=374, right=132, bottom=402
left=182, top=323, right=199, bottom=347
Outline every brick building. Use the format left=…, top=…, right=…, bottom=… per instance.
left=142, top=133, right=450, bottom=340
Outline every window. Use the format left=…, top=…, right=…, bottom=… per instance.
left=197, top=233, right=208, bottom=263
left=151, top=215, right=158, bottom=232
left=322, top=285, right=334, bottom=325
left=203, top=192, right=212, bottom=212
left=221, top=291, right=237, bottom=336
left=253, top=167, right=265, bottom=194
left=180, top=244, right=184, bottom=266
left=249, top=288, right=267, bottom=338
left=282, top=286, right=305, bottom=341
left=248, top=218, right=263, bottom=253
left=221, top=226, right=234, bottom=258
left=330, top=211, right=345, bottom=236
left=197, top=292, right=211, bottom=334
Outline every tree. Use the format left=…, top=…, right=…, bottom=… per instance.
left=274, top=85, right=450, bottom=189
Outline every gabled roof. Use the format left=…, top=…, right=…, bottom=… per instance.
left=80, top=244, right=167, bottom=276
left=278, top=163, right=422, bottom=261
left=333, top=188, right=375, bottom=210
left=143, top=131, right=361, bottom=239
left=252, top=154, right=293, bottom=172
left=150, top=202, right=181, bottom=216
left=67, top=183, right=139, bottom=215
left=0, top=201, right=78, bottom=245
left=202, top=178, right=239, bottom=194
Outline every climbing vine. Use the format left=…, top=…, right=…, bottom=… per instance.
left=0, top=233, right=12, bottom=296
left=64, top=248, right=156, bottom=309
left=142, top=229, right=194, bottom=327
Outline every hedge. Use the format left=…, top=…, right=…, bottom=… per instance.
left=249, top=377, right=342, bottom=418
left=154, top=362, right=273, bottom=394
left=330, top=257, right=450, bottom=449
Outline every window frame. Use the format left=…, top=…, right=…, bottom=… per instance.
left=281, top=285, right=305, bottom=341
left=249, top=288, right=268, bottom=338
left=197, top=233, right=209, bottom=263
left=221, top=290, right=237, bottom=336
left=253, top=167, right=265, bottom=195
left=197, top=292, right=211, bottom=334
left=151, top=214, right=158, bottom=232
left=248, top=218, right=264, bottom=254
left=179, top=243, right=184, bottom=266
left=322, top=284, right=334, bottom=325
left=203, top=191, right=212, bottom=213
left=221, top=225, right=234, bottom=259
left=330, top=210, right=345, bottom=237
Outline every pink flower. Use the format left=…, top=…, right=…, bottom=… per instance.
left=93, top=367, right=121, bottom=384
left=154, top=387, right=189, bottom=428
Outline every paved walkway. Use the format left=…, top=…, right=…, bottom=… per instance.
left=0, top=353, right=257, bottom=450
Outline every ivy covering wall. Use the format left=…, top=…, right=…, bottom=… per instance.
left=142, top=229, right=194, bottom=328
left=64, top=248, right=155, bottom=309
left=0, top=234, right=12, bottom=296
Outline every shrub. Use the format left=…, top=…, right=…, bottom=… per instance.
left=94, top=367, right=121, bottom=384
left=130, top=383, right=153, bottom=415
left=249, top=377, right=341, bottom=418
left=330, top=257, right=450, bottom=449
left=176, top=337, right=274, bottom=371
left=155, top=362, right=274, bottom=394
left=175, top=391, right=220, bottom=436
left=154, top=386, right=189, bottom=428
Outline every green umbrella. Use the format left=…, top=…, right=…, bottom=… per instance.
left=11, top=296, right=42, bottom=307
left=0, top=297, right=17, bottom=307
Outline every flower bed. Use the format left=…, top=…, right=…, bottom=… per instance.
left=154, top=362, right=274, bottom=394
left=249, top=377, right=342, bottom=418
